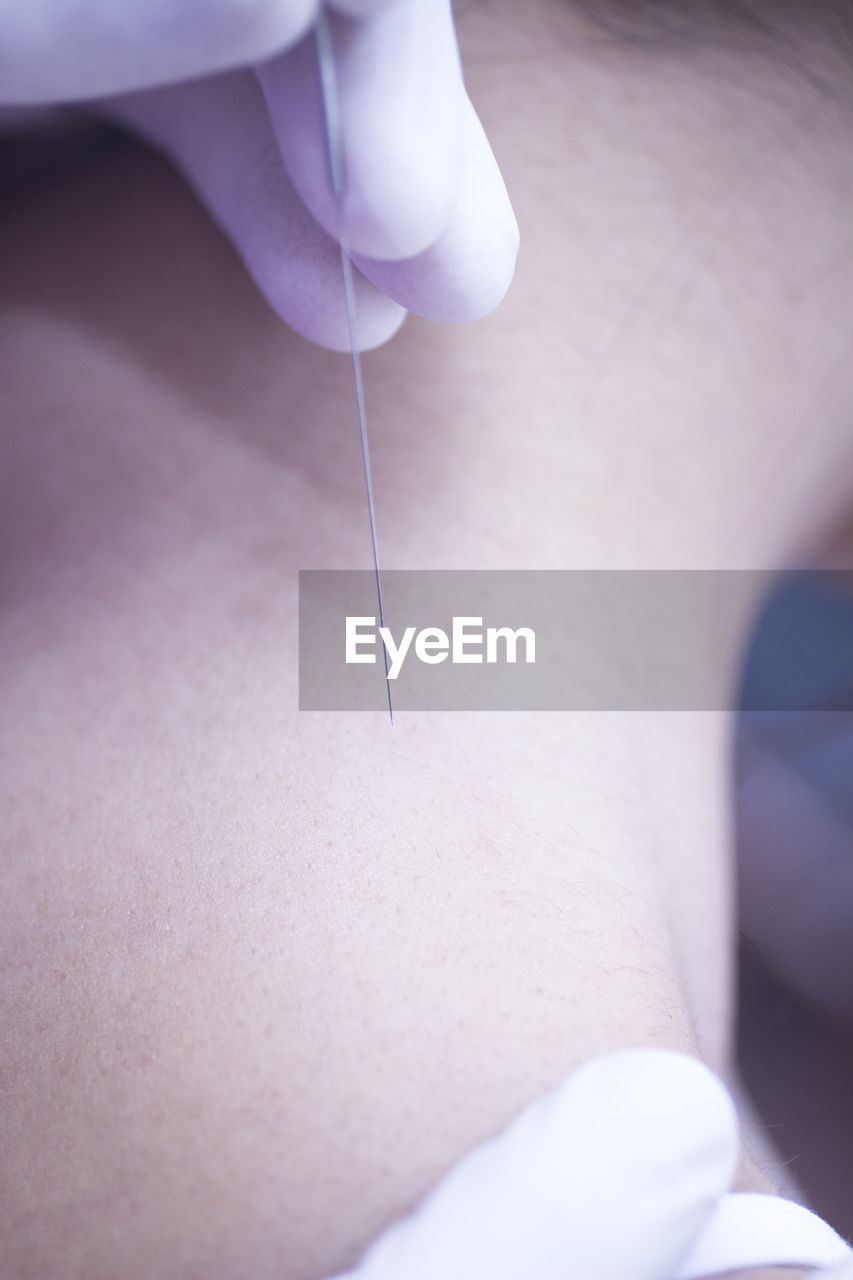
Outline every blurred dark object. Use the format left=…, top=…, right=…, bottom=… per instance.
left=736, top=569, right=853, bottom=1240
left=738, top=940, right=853, bottom=1239
left=737, top=572, right=853, bottom=1017
left=0, top=112, right=125, bottom=207
left=739, top=570, right=853, bottom=712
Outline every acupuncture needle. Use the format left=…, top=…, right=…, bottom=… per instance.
left=315, top=10, right=394, bottom=723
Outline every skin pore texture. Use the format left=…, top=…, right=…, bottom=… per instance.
left=2, top=1, right=853, bottom=1276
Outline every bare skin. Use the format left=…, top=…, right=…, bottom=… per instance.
left=2, top=2, right=853, bottom=1276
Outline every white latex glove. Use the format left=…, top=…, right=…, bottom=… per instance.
left=1, top=0, right=519, bottom=350
left=823, top=1263, right=853, bottom=1280
left=324, top=1049, right=852, bottom=1280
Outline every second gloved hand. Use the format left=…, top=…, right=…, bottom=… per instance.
left=325, top=1049, right=852, bottom=1280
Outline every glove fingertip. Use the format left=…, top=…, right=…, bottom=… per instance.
left=250, top=246, right=409, bottom=351
left=352, top=100, right=521, bottom=323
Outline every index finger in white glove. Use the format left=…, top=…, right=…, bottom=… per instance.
left=0, top=0, right=323, bottom=103
left=257, top=0, right=479, bottom=261
left=352, top=97, right=520, bottom=324
left=257, top=0, right=519, bottom=320
left=326, top=1049, right=740, bottom=1280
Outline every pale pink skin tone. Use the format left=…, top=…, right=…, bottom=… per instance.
left=2, top=2, right=853, bottom=1277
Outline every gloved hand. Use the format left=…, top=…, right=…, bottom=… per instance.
left=324, top=1049, right=852, bottom=1280
left=1, top=0, right=519, bottom=350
